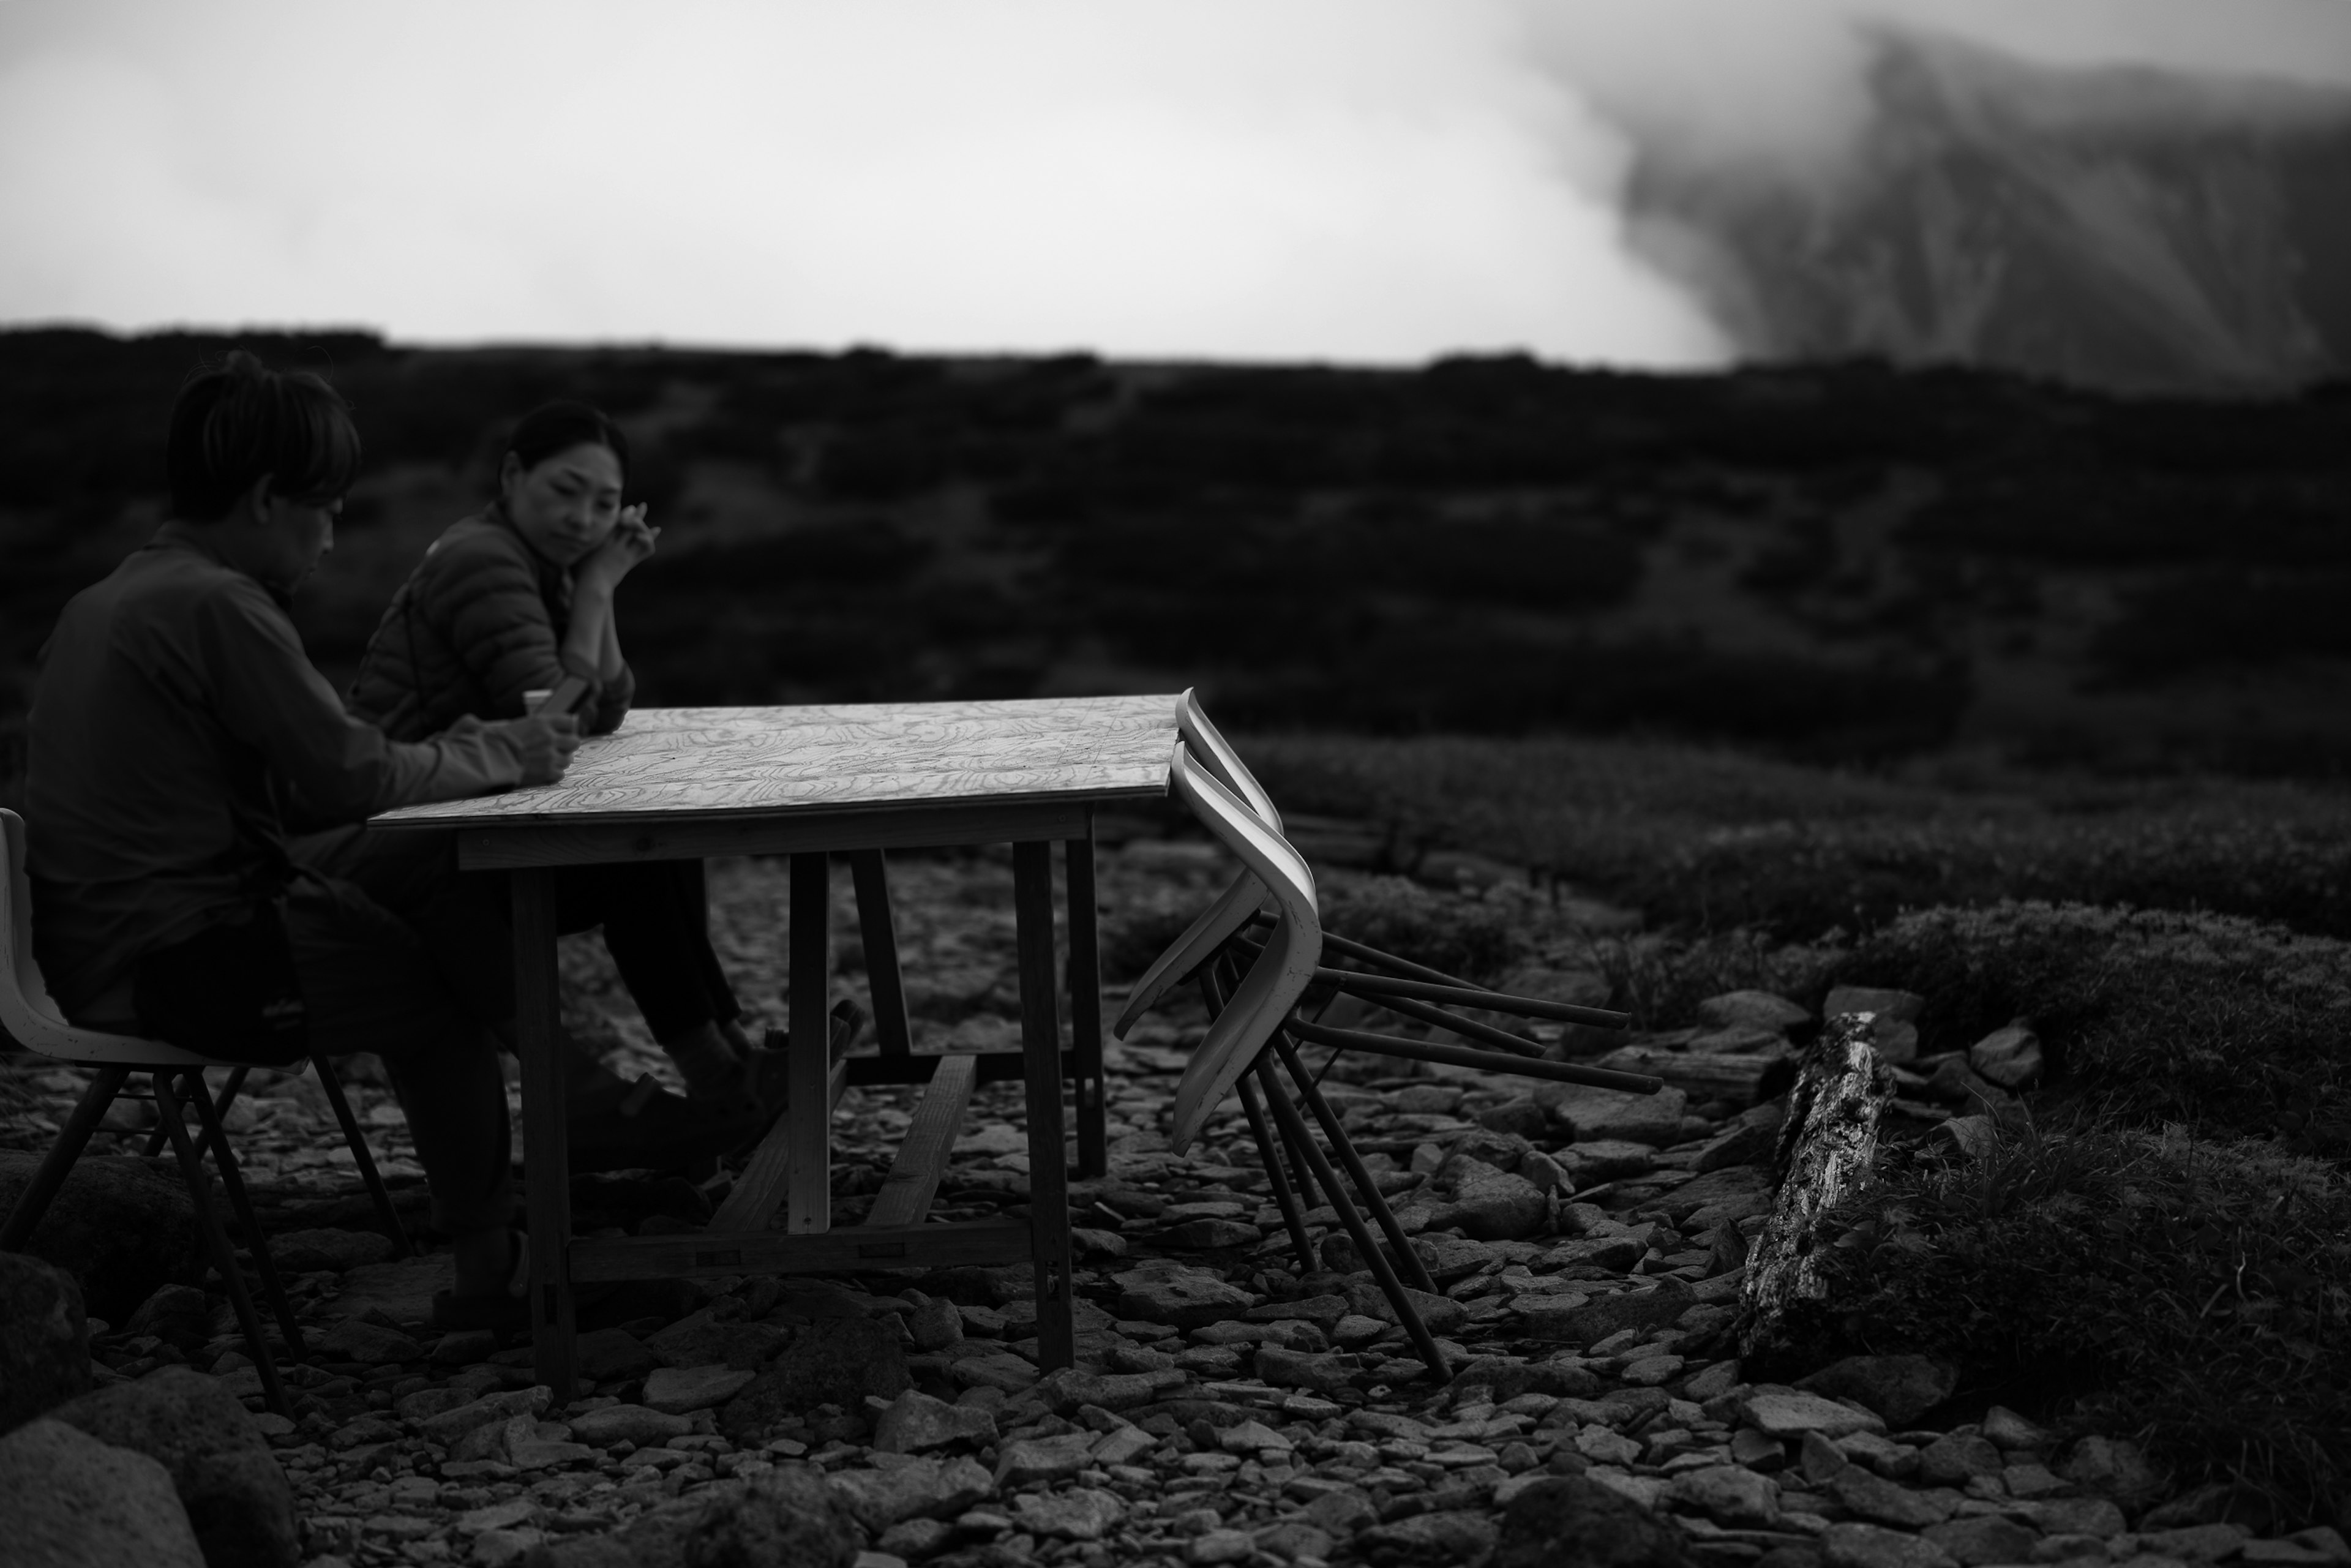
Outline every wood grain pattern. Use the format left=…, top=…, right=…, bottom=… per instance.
left=864, top=1052, right=978, bottom=1229
left=450, top=800, right=1092, bottom=871
left=374, top=695, right=1180, bottom=829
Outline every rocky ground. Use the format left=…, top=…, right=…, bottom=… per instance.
left=4, top=839, right=2349, bottom=1568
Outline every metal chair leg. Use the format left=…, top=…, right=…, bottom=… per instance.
left=1272, top=1031, right=1441, bottom=1296
left=1253, top=1051, right=1450, bottom=1382
left=1237, top=1071, right=1317, bottom=1264
left=184, top=1073, right=306, bottom=1356
left=141, top=1063, right=247, bottom=1162
left=1, top=1067, right=129, bottom=1251
left=310, top=1052, right=411, bottom=1258
left=154, top=1071, right=291, bottom=1419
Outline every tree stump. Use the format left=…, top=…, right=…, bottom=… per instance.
left=1739, top=1011, right=1895, bottom=1360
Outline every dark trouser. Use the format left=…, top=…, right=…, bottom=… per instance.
left=291, top=829, right=742, bottom=1047
left=275, top=842, right=513, bottom=1237
left=553, top=859, right=743, bottom=1041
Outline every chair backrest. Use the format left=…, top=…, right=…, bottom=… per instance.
left=1164, top=749, right=1322, bottom=1153
left=0, top=807, right=208, bottom=1067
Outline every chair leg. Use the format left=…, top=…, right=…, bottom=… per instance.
left=184, top=1071, right=306, bottom=1356
left=154, top=1071, right=292, bottom=1419
left=1253, top=1051, right=1451, bottom=1382
left=310, top=1052, right=411, bottom=1258
left=1271, top=1032, right=1441, bottom=1296
left=1237, top=1071, right=1317, bottom=1265
left=1, top=1067, right=129, bottom=1251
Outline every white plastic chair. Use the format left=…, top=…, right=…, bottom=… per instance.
left=0, top=807, right=403, bottom=1416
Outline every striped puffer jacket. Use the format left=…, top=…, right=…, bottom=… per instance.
left=347, top=505, right=634, bottom=743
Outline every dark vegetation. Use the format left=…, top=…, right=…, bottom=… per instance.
left=7, top=328, right=2351, bottom=802
left=6, top=326, right=2350, bottom=1522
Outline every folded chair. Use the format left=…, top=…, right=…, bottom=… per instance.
left=0, top=808, right=411, bottom=1419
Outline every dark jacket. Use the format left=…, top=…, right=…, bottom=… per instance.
left=27, top=523, right=534, bottom=1015
left=348, top=503, right=633, bottom=743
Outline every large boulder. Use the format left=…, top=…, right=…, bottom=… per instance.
left=1797, top=1355, right=1958, bottom=1427
left=0, top=1416, right=206, bottom=1567
left=1493, top=1476, right=1695, bottom=1568
left=122, top=1285, right=217, bottom=1359
left=47, top=1365, right=299, bottom=1568
left=0, top=1152, right=204, bottom=1321
left=718, top=1318, right=909, bottom=1441
left=1, top=1250, right=91, bottom=1434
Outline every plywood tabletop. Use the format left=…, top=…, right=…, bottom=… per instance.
left=372, top=694, right=1183, bottom=829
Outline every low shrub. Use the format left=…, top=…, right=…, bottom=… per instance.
left=1834, top=902, right=2351, bottom=1154
left=1794, top=1123, right=2351, bottom=1529
left=1316, top=873, right=1526, bottom=983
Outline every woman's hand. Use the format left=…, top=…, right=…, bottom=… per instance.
left=577, top=504, right=659, bottom=591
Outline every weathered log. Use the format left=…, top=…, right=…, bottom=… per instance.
left=1738, top=1011, right=1895, bottom=1360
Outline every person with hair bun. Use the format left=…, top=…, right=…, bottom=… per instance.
left=350, top=403, right=779, bottom=1130
left=26, top=351, right=582, bottom=1318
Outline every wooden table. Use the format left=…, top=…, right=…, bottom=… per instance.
left=372, top=694, right=1183, bottom=1397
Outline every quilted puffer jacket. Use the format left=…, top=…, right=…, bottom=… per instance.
left=347, top=504, right=634, bottom=743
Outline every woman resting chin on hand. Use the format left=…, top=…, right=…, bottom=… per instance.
left=348, top=401, right=770, bottom=1105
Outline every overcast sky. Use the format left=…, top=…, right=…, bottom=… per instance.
left=2, top=0, right=2346, bottom=366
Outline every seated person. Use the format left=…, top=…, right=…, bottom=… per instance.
left=345, top=402, right=773, bottom=1103
left=25, top=351, right=577, bottom=1322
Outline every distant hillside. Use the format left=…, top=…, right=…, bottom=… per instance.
left=1627, top=28, right=2351, bottom=394
left=3, top=328, right=2349, bottom=801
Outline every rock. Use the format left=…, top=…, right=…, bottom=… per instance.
left=1796, top=1356, right=1957, bottom=1427
left=1968, top=1025, right=2043, bottom=1089
left=1301, top=1487, right=1377, bottom=1536
left=1526, top=1281, right=1692, bottom=1346
left=1666, top=1466, right=1782, bottom=1527
left=1427, top=1159, right=1549, bottom=1241
left=719, top=1317, right=909, bottom=1439
left=574, top=1329, right=660, bottom=1384
left=1559, top=1141, right=1659, bottom=1184
left=681, top=1469, right=860, bottom=1567
left=2016, top=1496, right=2126, bottom=1537
left=122, top=1282, right=214, bottom=1357
left=1360, top=1509, right=1501, bottom=1561
left=996, top=1431, right=1098, bottom=1486
left=944, top=1352, right=1038, bottom=1393
left=47, top=1364, right=299, bottom=1568
left=1741, top=1389, right=1888, bottom=1440
left=1480, top=1098, right=1553, bottom=1139
left=1255, top=1346, right=1357, bottom=1395
left=1219, top=1418, right=1294, bottom=1456
left=1033, top=1366, right=1175, bottom=1414
left=1248, top=1292, right=1353, bottom=1327
left=1257, top=1519, right=1335, bottom=1561
left=1915, top=1433, right=2003, bottom=1487
left=872, top=1390, right=997, bottom=1454
left=0, top=1416, right=206, bottom=1567
left=0, top=1151, right=203, bottom=1321
left=1827, top=1465, right=1957, bottom=1528
left=643, top=1365, right=756, bottom=1415
left=1013, top=1487, right=1125, bottom=1541
left=643, top=1311, right=787, bottom=1371
left=828, top=1455, right=993, bottom=1531
left=2060, top=1435, right=2162, bottom=1511
left=1922, top=1515, right=2042, bottom=1566
left=1491, top=1474, right=1693, bottom=1568
left=1698, top=991, right=1813, bottom=1033
left=1114, top=1262, right=1258, bottom=1330
left=568, top=1403, right=694, bottom=1447
left=1979, top=1405, right=2050, bottom=1450
left=906, top=1297, right=963, bottom=1351
left=1595, top=1046, right=1787, bottom=1102
left=1695, top=1119, right=1780, bottom=1174
left=1450, top=1359, right=1603, bottom=1402
left=1169, top=1218, right=1264, bottom=1248
left=270, top=1228, right=397, bottom=1274
left=0, top=1250, right=90, bottom=1434
left=2245, top=1537, right=2351, bottom=1568
left=1190, top=1529, right=1256, bottom=1564
left=317, top=1317, right=422, bottom=1365
left=1925, top=1060, right=2009, bottom=1112
left=432, top=1329, right=500, bottom=1367
left=415, top=1387, right=554, bottom=1445
left=1819, top=1523, right=1959, bottom=1568
left=1540, top=1085, right=1690, bottom=1148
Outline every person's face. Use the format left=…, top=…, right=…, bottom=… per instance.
left=247, top=479, right=340, bottom=595
left=502, top=441, right=624, bottom=566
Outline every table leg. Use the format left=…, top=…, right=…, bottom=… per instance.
left=849, top=850, right=914, bottom=1064
left=1065, top=820, right=1106, bottom=1179
left=787, top=852, right=833, bottom=1234
left=514, top=867, right=576, bottom=1400
left=1013, top=841, right=1075, bottom=1370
